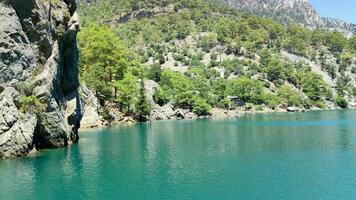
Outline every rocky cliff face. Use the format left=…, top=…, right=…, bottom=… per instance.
left=221, top=0, right=356, bottom=36
left=0, top=0, right=81, bottom=159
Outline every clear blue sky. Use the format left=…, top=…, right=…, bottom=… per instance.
left=309, top=0, right=356, bottom=24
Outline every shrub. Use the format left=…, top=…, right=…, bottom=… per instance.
left=19, top=95, right=45, bottom=115
left=173, top=53, right=184, bottom=62
left=255, top=105, right=264, bottom=111
left=148, top=64, right=162, bottom=82
left=278, top=85, right=303, bottom=107
left=265, top=58, right=286, bottom=82
left=335, top=96, right=348, bottom=108
left=231, top=77, right=264, bottom=104
left=190, top=56, right=203, bottom=66
left=156, top=54, right=165, bottom=64
left=100, top=106, right=113, bottom=122
left=17, top=82, right=34, bottom=96
left=298, top=71, right=328, bottom=101
left=153, top=88, right=170, bottom=106
left=314, top=100, right=326, bottom=108
left=182, top=58, right=190, bottom=66
left=351, top=67, right=356, bottom=74
left=336, top=75, right=351, bottom=95
left=199, top=33, right=218, bottom=52
left=218, top=97, right=231, bottom=109
left=114, top=73, right=139, bottom=113
left=210, top=52, right=218, bottom=60
left=323, top=64, right=336, bottom=79
left=192, top=97, right=212, bottom=116
left=261, top=93, right=280, bottom=109
left=173, top=91, right=195, bottom=109
left=209, top=60, right=218, bottom=67
left=140, top=54, right=149, bottom=63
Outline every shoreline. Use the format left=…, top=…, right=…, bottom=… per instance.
left=79, top=107, right=354, bottom=131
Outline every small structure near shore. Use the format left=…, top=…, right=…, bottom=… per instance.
left=227, top=96, right=244, bottom=107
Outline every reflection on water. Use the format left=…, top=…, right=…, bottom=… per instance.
left=1, top=110, right=356, bottom=200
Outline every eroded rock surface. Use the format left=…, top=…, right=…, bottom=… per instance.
left=0, top=0, right=82, bottom=158
left=80, top=85, right=105, bottom=128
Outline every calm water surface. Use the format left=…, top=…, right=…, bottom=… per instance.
left=1, top=110, right=356, bottom=200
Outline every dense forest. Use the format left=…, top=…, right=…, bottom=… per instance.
left=77, top=0, right=356, bottom=122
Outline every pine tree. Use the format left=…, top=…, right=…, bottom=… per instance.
left=135, top=72, right=151, bottom=122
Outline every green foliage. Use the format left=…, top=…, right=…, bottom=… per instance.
left=322, top=64, right=337, bottom=79
left=211, top=78, right=233, bottom=107
left=16, top=82, right=46, bottom=116
left=135, top=78, right=151, bottom=121
left=77, top=0, right=355, bottom=117
left=17, top=82, right=35, bottom=96
left=100, top=107, right=113, bottom=122
left=156, top=54, right=166, bottom=64
left=79, top=0, right=354, bottom=62
left=296, top=71, right=329, bottom=103
left=173, top=91, right=195, bottom=109
left=258, top=49, right=272, bottom=67
left=199, top=33, right=218, bottom=52
left=278, top=85, right=303, bottom=107
left=261, top=93, right=280, bottom=109
left=349, top=36, right=356, bottom=53
left=176, top=19, right=194, bottom=39
left=19, top=96, right=45, bottom=115
left=284, top=25, right=308, bottom=56
left=153, top=88, right=171, bottom=106
left=340, top=52, right=353, bottom=65
left=351, top=67, right=356, bottom=74
left=79, top=24, right=139, bottom=98
left=160, top=69, right=191, bottom=95
left=148, top=64, right=163, bottom=82
left=265, top=58, right=286, bottom=82
left=335, top=96, right=348, bottom=108
left=352, top=87, right=356, bottom=97
left=220, top=59, right=245, bottom=76
left=192, top=97, right=212, bottom=116
left=336, top=75, right=351, bottom=95
left=230, top=77, right=264, bottom=104
left=325, top=32, right=347, bottom=53
left=114, top=73, right=139, bottom=114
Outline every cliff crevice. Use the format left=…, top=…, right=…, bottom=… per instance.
left=0, top=0, right=82, bottom=159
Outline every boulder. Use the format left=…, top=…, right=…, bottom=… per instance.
left=0, top=87, right=37, bottom=158
left=80, top=86, right=105, bottom=129
left=287, top=106, right=300, bottom=112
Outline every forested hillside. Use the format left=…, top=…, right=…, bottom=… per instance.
left=77, top=0, right=356, bottom=126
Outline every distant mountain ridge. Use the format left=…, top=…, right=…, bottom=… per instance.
left=220, top=0, right=356, bottom=36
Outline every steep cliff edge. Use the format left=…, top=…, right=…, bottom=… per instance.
left=0, top=0, right=81, bottom=159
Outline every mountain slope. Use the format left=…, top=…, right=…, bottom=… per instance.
left=77, top=0, right=355, bottom=128
left=220, top=0, right=356, bottom=36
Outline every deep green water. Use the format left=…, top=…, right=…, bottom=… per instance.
left=1, top=110, right=356, bottom=200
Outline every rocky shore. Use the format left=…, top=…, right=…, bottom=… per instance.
left=79, top=89, right=352, bottom=129
left=80, top=77, right=355, bottom=129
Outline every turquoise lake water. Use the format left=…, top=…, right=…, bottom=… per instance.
left=1, top=110, right=356, bottom=199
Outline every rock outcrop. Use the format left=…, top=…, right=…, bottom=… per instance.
left=0, top=0, right=81, bottom=159
left=80, top=85, right=105, bottom=128
left=221, top=0, right=356, bottom=36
